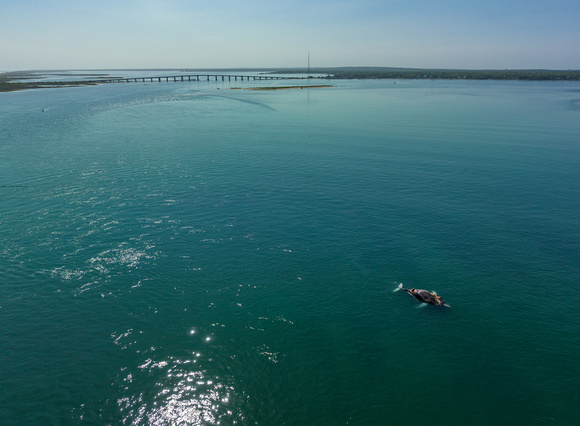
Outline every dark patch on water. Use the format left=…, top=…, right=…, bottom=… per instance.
left=568, top=99, right=580, bottom=110
left=202, top=94, right=276, bottom=111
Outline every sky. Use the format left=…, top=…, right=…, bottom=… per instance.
left=1, top=0, right=579, bottom=71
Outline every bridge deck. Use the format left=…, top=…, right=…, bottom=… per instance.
left=91, top=74, right=304, bottom=83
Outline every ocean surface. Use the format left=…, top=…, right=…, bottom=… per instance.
left=1, top=73, right=579, bottom=425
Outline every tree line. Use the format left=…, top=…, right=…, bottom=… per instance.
left=274, top=67, right=580, bottom=81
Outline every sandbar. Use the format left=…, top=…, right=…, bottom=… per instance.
left=231, top=85, right=335, bottom=91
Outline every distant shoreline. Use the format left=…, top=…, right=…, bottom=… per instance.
left=2, top=67, right=580, bottom=92
left=0, top=81, right=100, bottom=92
left=0, top=71, right=104, bottom=92
left=273, top=67, right=580, bottom=81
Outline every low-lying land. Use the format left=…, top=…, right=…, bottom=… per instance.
left=2, top=67, right=580, bottom=93
left=275, top=67, right=580, bottom=81
left=0, top=80, right=99, bottom=92
left=0, top=71, right=125, bottom=92
left=0, top=71, right=103, bottom=92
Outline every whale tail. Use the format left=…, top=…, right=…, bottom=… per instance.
left=393, top=283, right=403, bottom=293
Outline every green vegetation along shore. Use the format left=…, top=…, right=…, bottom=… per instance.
left=274, top=67, right=580, bottom=81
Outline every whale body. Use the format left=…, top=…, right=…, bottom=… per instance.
left=395, top=284, right=449, bottom=307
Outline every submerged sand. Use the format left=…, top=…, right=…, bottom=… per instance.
left=231, top=85, right=335, bottom=90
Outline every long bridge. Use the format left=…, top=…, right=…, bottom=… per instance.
left=92, top=74, right=305, bottom=83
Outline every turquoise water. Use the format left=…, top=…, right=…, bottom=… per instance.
left=1, top=77, right=580, bottom=425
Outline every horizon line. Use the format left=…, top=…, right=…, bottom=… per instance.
left=3, top=66, right=580, bottom=73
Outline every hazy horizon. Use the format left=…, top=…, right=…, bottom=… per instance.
left=3, top=65, right=580, bottom=74
left=2, top=0, right=579, bottom=72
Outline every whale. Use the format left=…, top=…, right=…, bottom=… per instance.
left=395, top=283, right=450, bottom=307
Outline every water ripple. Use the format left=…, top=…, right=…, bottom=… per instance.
left=118, top=357, right=236, bottom=425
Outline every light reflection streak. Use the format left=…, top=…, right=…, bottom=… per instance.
left=120, top=357, right=236, bottom=425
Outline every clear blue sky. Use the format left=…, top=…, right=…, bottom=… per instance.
left=1, top=0, right=579, bottom=70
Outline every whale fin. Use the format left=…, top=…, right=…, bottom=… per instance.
left=416, top=303, right=428, bottom=309
left=393, top=283, right=403, bottom=293
left=443, top=303, right=451, bottom=308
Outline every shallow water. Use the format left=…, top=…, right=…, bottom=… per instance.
left=1, top=76, right=580, bottom=424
